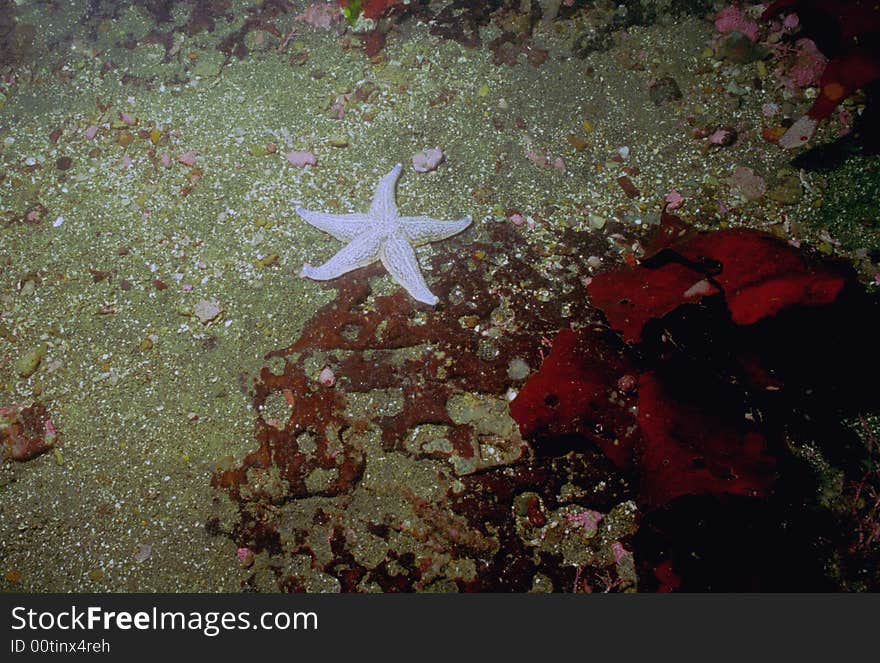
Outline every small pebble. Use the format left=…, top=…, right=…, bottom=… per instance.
left=193, top=299, right=222, bottom=324
left=412, top=148, right=444, bottom=173
left=285, top=151, right=316, bottom=167
left=507, top=357, right=530, bottom=381
left=319, top=367, right=336, bottom=387
left=15, top=343, right=48, bottom=378
left=649, top=76, right=682, bottom=105
left=133, top=544, right=152, bottom=563
left=178, top=151, right=197, bottom=166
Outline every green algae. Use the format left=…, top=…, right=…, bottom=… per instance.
left=806, top=155, right=880, bottom=253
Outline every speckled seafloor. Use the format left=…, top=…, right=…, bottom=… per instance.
left=1, top=1, right=877, bottom=592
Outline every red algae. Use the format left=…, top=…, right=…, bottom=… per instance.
left=586, top=213, right=848, bottom=342
left=1, top=402, right=59, bottom=462
left=210, top=224, right=634, bottom=591
left=510, top=216, right=880, bottom=588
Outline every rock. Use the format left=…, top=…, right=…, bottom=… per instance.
left=177, top=151, right=197, bottom=166
left=718, top=31, right=768, bottom=64
left=412, top=148, right=444, bottom=172
left=725, top=166, right=766, bottom=201
left=567, top=134, right=588, bottom=151
left=193, top=300, right=222, bottom=324
left=192, top=52, right=223, bottom=78
left=649, top=76, right=682, bottom=106
left=14, top=343, right=47, bottom=377
left=767, top=173, right=803, bottom=205
left=285, top=151, right=317, bottom=167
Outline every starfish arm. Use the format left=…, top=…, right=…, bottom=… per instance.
left=399, top=215, right=472, bottom=245
left=380, top=231, right=439, bottom=305
left=300, top=230, right=383, bottom=281
left=295, top=207, right=373, bottom=242
left=369, top=163, right=402, bottom=219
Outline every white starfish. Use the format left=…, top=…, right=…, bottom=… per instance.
left=295, top=163, right=472, bottom=305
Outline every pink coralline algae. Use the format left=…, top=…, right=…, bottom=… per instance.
left=783, top=12, right=800, bottom=29
left=611, top=542, right=631, bottom=565
left=787, top=38, right=828, bottom=89
left=296, top=2, right=342, bottom=29
left=566, top=510, right=604, bottom=536
left=715, top=5, right=760, bottom=42
left=285, top=151, right=317, bottom=167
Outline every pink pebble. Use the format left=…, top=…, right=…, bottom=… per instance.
left=412, top=148, right=445, bottom=173
left=161, top=152, right=172, bottom=168
left=526, top=150, right=550, bottom=168
left=664, top=189, right=684, bottom=210
left=285, top=151, right=317, bottom=167
left=709, top=128, right=733, bottom=145
left=617, top=374, right=637, bottom=392
left=121, top=112, right=134, bottom=125
left=236, top=547, right=250, bottom=562
left=85, top=125, right=99, bottom=140
left=182, top=283, right=193, bottom=292
left=783, top=13, right=799, bottom=30
left=177, top=150, right=197, bottom=167
left=552, top=157, right=567, bottom=172
left=319, top=367, right=335, bottom=387
left=509, top=212, right=525, bottom=226
left=762, top=102, right=779, bottom=117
